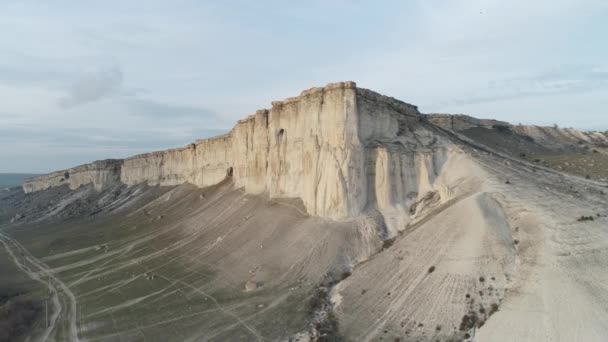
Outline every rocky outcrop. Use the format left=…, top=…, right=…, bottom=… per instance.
left=426, top=113, right=509, bottom=131
left=23, top=82, right=458, bottom=222
left=22, top=160, right=121, bottom=193
left=511, top=125, right=608, bottom=148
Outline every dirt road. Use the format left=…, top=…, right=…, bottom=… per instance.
left=0, top=231, right=80, bottom=342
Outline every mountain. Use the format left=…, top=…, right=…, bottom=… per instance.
left=1, top=82, right=607, bottom=342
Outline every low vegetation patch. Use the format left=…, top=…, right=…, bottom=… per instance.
left=489, top=303, right=499, bottom=315
left=492, top=124, right=511, bottom=132
left=459, top=312, right=479, bottom=331
left=382, top=238, right=396, bottom=250
left=577, top=215, right=595, bottom=222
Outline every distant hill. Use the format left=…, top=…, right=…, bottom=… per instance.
left=0, top=174, right=39, bottom=189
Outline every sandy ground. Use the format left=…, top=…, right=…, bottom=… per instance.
left=470, top=149, right=608, bottom=342
left=329, top=127, right=608, bottom=342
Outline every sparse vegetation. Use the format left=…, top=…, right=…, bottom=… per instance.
left=383, top=238, right=396, bottom=250
left=489, top=303, right=499, bottom=315
left=578, top=215, right=595, bottom=222
left=459, top=312, right=478, bottom=331
left=308, top=286, right=345, bottom=342
left=428, top=266, right=436, bottom=273
left=492, top=124, right=510, bottom=132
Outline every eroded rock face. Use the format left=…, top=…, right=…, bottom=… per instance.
left=22, top=82, right=455, bottom=221
left=426, top=113, right=510, bottom=131
left=22, top=160, right=121, bottom=193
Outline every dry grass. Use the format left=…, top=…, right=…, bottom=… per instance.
left=0, top=295, right=41, bottom=342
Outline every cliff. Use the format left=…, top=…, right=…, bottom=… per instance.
left=426, top=113, right=509, bottom=131
left=23, top=82, right=458, bottom=222
left=22, top=160, right=121, bottom=193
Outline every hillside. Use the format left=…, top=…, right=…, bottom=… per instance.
left=1, top=83, right=608, bottom=342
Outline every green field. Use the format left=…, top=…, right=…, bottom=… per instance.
left=0, top=182, right=366, bottom=341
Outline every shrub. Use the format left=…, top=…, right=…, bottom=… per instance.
left=492, top=124, right=510, bottom=132
left=578, top=215, right=595, bottom=222
left=382, top=238, right=396, bottom=250
left=489, top=303, right=499, bottom=315
left=428, top=266, right=436, bottom=273
left=459, top=312, right=478, bottom=331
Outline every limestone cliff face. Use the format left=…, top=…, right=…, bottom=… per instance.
left=120, top=134, right=232, bottom=188
left=22, top=160, right=121, bottom=193
left=23, top=82, right=458, bottom=222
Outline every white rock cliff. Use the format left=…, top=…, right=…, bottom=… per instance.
left=23, top=82, right=457, bottom=222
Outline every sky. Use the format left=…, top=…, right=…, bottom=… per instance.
left=1, top=0, right=607, bottom=173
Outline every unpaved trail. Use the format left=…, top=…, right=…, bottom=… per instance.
left=0, top=231, right=80, bottom=342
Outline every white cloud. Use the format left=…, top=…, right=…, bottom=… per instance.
left=58, top=65, right=125, bottom=107
left=0, top=0, right=607, bottom=172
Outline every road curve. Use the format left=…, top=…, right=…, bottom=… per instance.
left=0, top=232, right=80, bottom=342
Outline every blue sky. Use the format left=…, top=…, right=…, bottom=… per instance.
left=1, top=0, right=607, bottom=173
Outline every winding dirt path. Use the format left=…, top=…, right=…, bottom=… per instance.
left=0, top=232, right=80, bottom=342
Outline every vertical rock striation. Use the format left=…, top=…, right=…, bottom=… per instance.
left=23, top=82, right=456, bottom=221
left=22, top=160, right=122, bottom=193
